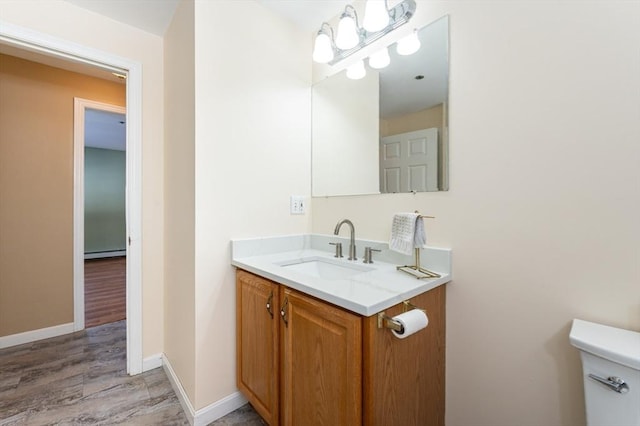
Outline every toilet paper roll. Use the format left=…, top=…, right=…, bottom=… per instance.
left=391, top=309, right=429, bottom=339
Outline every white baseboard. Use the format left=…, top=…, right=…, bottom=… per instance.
left=0, top=322, right=75, bottom=349
left=142, top=353, right=163, bottom=371
left=162, top=354, right=247, bottom=426
left=194, top=391, right=247, bottom=426
left=84, top=250, right=126, bottom=259
left=162, top=354, right=196, bottom=424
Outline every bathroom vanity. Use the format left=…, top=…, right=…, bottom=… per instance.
left=232, top=235, right=451, bottom=426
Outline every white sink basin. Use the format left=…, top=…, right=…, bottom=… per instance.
left=277, top=257, right=373, bottom=280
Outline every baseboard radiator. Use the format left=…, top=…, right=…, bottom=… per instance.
left=84, top=250, right=126, bottom=260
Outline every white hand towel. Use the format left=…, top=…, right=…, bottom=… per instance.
left=414, top=215, right=427, bottom=248
left=389, top=213, right=426, bottom=255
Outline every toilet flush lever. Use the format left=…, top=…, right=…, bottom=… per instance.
left=588, top=374, right=629, bottom=394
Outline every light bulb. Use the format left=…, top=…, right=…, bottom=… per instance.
left=313, top=33, right=334, bottom=63
left=346, top=60, right=366, bottom=80
left=396, top=31, right=421, bottom=55
left=335, top=15, right=360, bottom=50
left=363, top=0, right=389, bottom=32
left=368, top=47, right=390, bottom=69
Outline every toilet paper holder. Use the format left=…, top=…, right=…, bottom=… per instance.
left=377, top=300, right=426, bottom=331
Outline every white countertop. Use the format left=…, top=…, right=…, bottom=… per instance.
left=231, top=234, right=452, bottom=317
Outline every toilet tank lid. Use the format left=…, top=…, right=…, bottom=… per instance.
left=570, top=319, right=640, bottom=371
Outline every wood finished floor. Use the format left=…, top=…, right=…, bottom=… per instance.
left=0, top=320, right=188, bottom=425
left=0, top=320, right=265, bottom=425
left=84, top=257, right=126, bottom=329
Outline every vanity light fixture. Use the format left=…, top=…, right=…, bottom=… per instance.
left=396, top=29, right=421, bottom=55
left=312, top=0, right=417, bottom=66
left=368, top=46, right=390, bottom=69
left=363, top=0, right=390, bottom=32
left=313, top=23, right=335, bottom=63
left=335, top=5, right=360, bottom=50
left=346, top=60, right=366, bottom=80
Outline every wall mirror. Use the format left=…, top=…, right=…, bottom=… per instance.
left=311, top=15, right=449, bottom=197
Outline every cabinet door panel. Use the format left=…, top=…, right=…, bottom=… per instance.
left=236, top=270, right=279, bottom=425
left=281, top=288, right=362, bottom=426
left=363, top=285, right=446, bottom=426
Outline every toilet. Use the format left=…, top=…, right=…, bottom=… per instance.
left=570, top=319, right=640, bottom=426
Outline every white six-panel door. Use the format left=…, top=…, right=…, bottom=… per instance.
left=380, top=128, right=439, bottom=193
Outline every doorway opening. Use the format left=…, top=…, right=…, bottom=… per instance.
left=1, top=22, right=143, bottom=374
left=78, top=103, right=127, bottom=329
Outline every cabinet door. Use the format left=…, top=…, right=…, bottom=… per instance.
left=363, top=285, right=446, bottom=426
left=236, top=270, right=280, bottom=425
left=280, top=288, right=362, bottom=426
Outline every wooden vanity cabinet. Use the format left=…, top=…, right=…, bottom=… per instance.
left=362, top=284, right=446, bottom=426
left=236, top=270, right=280, bottom=425
left=280, top=287, right=362, bottom=426
left=236, top=269, right=445, bottom=426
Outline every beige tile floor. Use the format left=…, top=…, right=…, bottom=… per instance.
left=0, top=321, right=263, bottom=425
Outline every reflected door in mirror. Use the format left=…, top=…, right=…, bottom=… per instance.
left=380, top=128, right=438, bottom=193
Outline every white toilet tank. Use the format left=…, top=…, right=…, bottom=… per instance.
left=570, top=319, right=640, bottom=426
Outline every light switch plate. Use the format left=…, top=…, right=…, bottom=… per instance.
left=290, top=195, right=305, bottom=215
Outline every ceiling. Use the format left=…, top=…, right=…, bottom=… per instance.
left=259, top=1, right=347, bottom=32
left=63, top=0, right=181, bottom=36
left=61, top=0, right=343, bottom=36
left=59, top=1, right=417, bottom=36
left=85, top=109, right=127, bottom=151
left=379, top=16, right=448, bottom=118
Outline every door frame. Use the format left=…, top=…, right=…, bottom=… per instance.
left=73, top=98, right=127, bottom=327
left=0, top=21, right=143, bottom=375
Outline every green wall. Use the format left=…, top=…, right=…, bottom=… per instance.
left=84, top=147, right=125, bottom=254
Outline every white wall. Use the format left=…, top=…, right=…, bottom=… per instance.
left=0, top=0, right=165, bottom=358
left=311, top=2, right=640, bottom=425
left=164, top=0, right=196, bottom=403
left=192, top=0, right=312, bottom=409
left=312, top=70, right=379, bottom=196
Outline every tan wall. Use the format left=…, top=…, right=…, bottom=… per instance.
left=0, top=54, right=125, bottom=336
left=0, top=0, right=165, bottom=357
left=311, top=2, right=640, bottom=426
left=164, top=0, right=196, bottom=403
left=380, top=104, right=443, bottom=137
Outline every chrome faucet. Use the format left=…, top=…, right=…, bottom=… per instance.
left=334, top=219, right=356, bottom=261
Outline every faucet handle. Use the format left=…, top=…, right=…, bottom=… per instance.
left=363, top=247, right=381, bottom=264
left=329, top=242, right=343, bottom=258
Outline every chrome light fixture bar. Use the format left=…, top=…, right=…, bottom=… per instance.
left=313, top=0, right=417, bottom=66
